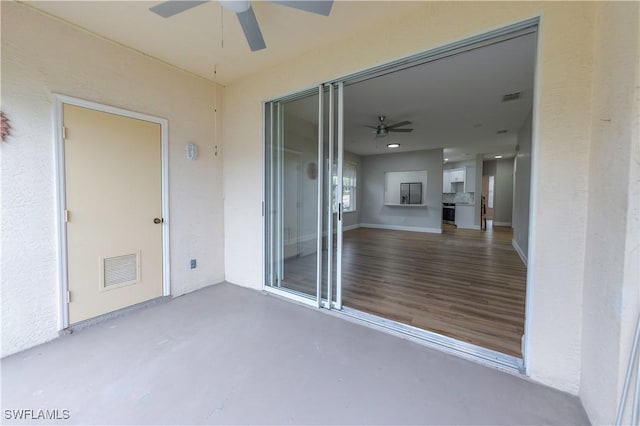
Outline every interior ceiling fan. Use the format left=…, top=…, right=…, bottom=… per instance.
left=149, top=0, right=334, bottom=52
left=365, top=116, right=414, bottom=137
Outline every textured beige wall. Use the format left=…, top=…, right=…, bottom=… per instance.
left=1, top=3, right=225, bottom=356
left=223, top=1, right=596, bottom=394
left=580, top=1, right=640, bottom=424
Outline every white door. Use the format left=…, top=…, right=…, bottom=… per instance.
left=64, top=104, right=163, bottom=324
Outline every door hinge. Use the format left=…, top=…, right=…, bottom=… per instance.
left=64, top=209, right=69, bottom=223
left=262, top=201, right=265, bottom=217
left=66, top=290, right=71, bottom=303
left=62, top=126, right=67, bottom=140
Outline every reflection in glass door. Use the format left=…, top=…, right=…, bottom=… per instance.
left=264, top=83, right=344, bottom=309
left=264, top=91, right=320, bottom=302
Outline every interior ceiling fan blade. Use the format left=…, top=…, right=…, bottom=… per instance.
left=268, top=0, right=333, bottom=16
left=149, top=0, right=208, bottom=18
left=388, top=128, right=413, bottom=133
left=236, top=6, right=267, bottom=51
left=385, top=120, right=412, bottom=130
left=364, top=125, right=378, bottom=129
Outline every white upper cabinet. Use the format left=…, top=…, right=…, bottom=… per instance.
left=443, top=170, right=452, bottom=193
left=451, top=169, right=465, bottom=183
left=464, top=165, right=476, bottom=192
left=443, top=168, right=466, bottom=193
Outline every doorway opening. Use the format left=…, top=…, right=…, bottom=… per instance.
left=263, top=20, right=538, bottom=371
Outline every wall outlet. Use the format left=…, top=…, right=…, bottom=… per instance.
left=190, top=259, right=196, bottom=269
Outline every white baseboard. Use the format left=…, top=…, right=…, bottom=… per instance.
left=494, top=221, right=512, bottom=227
left=512, top=239, right=528, bottom=265
left=456, top=224, right=482, bottom=230
left=359, top=223, right=442, bottom=234
left=344, top=224, right=360, bottom=232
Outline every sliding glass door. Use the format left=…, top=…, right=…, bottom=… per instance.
left=264, top=83, right=344, bottom=309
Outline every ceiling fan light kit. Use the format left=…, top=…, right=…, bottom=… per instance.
left=365, top=115, right=414, bottom=138
left=150, top=0, right=334, bottom=51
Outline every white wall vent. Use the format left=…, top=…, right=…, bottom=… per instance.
left=502, top=92, right=522, bottom=102
left=101, top=252, right=140, bottom=290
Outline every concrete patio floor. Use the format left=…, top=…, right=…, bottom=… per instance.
left=1, top=282, right=588, bottom=425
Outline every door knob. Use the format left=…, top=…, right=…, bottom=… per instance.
left=153, top=218, right=163, bottom=224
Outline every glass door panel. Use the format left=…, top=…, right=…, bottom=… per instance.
left=264, top=91, right=320, bottom=301
left=264, top=82, right=344, bottom=309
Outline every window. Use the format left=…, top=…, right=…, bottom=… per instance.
left=333, top=162, right=357, bottom=213
left=488, top=175, right=495, bottom=208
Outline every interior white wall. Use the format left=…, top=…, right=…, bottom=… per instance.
left=580, top=1, right=640, bottom=424
left=443, top=160, right=475, bottom=172
left=360, top=149, right=442, bottom=232
left=496, top=159, right=514, bottom=225
left=223, top=2, right=597, bottom=394
left=474, top=154, right=483, bottom=228
left=483, top=159, right=514, bottom=225
left=1, top=3, right=225, bottom=357
left=513, top=112, right=532, bottom=261
left=343, top=150, right=362, bottom=229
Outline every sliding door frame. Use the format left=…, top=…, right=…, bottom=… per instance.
left=262, top=17, right=540, bottom=375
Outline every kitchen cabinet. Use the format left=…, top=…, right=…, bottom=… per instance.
left=450, top=169, right=465, bottom=183
left=442, top=170, right=452, bottom=193
left=455, top=204, right=475, bottom=229
left=443, top=168, right=466, bottom=193
left=464, top=165, right=476, bottom=192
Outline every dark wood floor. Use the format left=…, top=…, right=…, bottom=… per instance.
left=281, top=224, right=527, bottom=357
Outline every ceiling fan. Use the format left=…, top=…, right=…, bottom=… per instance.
left=365, top=116, right=414, bottom=137
left=149, top=0, right=334, bottom=52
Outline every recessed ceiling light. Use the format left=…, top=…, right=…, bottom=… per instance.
left=387, top=143, right=400, bottom=148
left=444, top=158, right=449, bottom=161
left=495, top=155, right=503, bottom=159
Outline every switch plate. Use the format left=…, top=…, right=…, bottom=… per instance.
left=190, top=259, right=196, bottom=269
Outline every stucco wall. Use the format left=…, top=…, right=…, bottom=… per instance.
left=580, top=1, right=640, bottom=424
left=223, top=1, right=596, bottom=394
left=1, top=3, right=225, bottom=357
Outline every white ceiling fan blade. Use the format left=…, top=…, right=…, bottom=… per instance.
left=268, top=0, right=333, bottom=16
left=236, top=6, right=267, bottom=51
left=149, top=0, right=209, bottom=18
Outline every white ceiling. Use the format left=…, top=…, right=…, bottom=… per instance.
left=285, top=33, right=536, bottom=161
left=26, top=1, right=535, bottom=161
left=25, top=0, right=425, bottom=85
left=343, top=32, right=536, bottom=159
